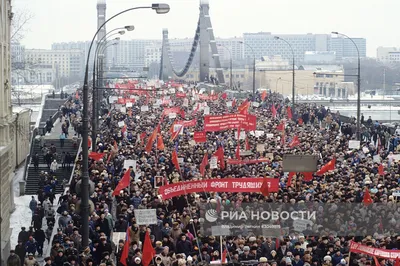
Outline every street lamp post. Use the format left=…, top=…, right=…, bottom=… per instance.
left=218, top=44, right=233, bottom=90
left=332, top=31, right=361, bottom=140
left=274, top=36, right=295, bottom=113
left=239, top=41, right=256, bottom=98
left=81, top=3, right=170, bottom=248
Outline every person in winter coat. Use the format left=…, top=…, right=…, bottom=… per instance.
left=29, top=197, right=37, bottom=216
left=44, top=257, right=56, bottom=266
left=7, top=250, right=21, bottom=266
left=18, top=228, right=29, bottom=244
left=31, top=213, right=42, bottom=231
left=25, top=236, right=37, bottom=256
left=34, top=228, right=46, bottom=257
left=175, top=234, right=193, bottom=256
left=50, top=160, right=58, bottom=173
left=15, top=241, right=26, bottom=266
left=114, top=216, right=127, bottom=232
left=58, top=211, right=71, bottom=228
left=23, top=253, right=37, bottom=266
left=54, top=250, right=67, bottom=266
left=46, top=208, right=56, bottom=226
left=43, top=198, right=52, bottom=215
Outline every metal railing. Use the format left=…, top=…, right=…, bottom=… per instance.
left=44, top=140, right=82, bottom=257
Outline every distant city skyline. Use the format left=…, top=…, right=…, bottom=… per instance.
left=11, top=0, right=400, bottom=57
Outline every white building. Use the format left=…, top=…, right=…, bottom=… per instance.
left=255, top=55, right=292, bottom=71
left=144, top=45, right=162, bottom=67
left=24, top=49, right=83, bottom=81
left=1, top=0, right=18, bottom=262
left=242, top=32, right=366, bottom=63
left=377, top=47, right=400, bottom=63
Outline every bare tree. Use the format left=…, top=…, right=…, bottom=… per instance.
left=10, top=8, right=34, bottom=44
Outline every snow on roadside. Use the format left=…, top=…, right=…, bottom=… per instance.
left=10, top=195, right=33, bottom=248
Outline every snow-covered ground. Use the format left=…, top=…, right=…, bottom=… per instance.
left=10, top=166, right=32, bottom=249
left=10, top=165, right=60, bottom=260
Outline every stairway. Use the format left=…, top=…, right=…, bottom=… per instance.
left=38, top=97, right=68, bottom=134
left=24, top=139, right=81, bottom=195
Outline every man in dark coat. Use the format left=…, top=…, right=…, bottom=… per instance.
left=34, top=228, right=46, bottom=257
left=7, top=250, right=21, bottom=266
left=14, top=241, right=26, bottom=266
left=18, top=228, right=29, bottom=244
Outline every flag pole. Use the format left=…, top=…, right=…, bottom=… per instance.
left=347, top=252, right=351, bottom=266
left=220, top=235, right=223, bottom=264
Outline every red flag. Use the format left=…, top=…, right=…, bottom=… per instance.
left=363, top=187, right=373, bottom=206
left=119, top=227, right=130, bottom=266
left=245, top=137, right=250, bottom=150
left=169, top=121, right=176, bottom=134
left=235, top=143, right=241, bottom=160
left=221, top=92, right=227, bottom=100
left=302, top=172, right=313, bottom=182
left=112, top=169, right=131, bottom=196
left=287, top=172, right=295, bottom=187
left=140, top=132, right=146, bottom=145
left=171, top=125, right=183, bottom=141
left=88, top=137, right=92, bottom=148
left=200, top=153, right=208, bottom=176
left=221, top=248, right=228, bottom=264
left=157, top=134, right=165, bottom=150
left=142, top=231, right=155, bottom=266
left=260, top=177, right=270, bottom=197
left=298, top=118, right=303, bottom=125
left=214, top=147, right=225, bottom=170
left=395, top=257, right=400, bottom=266
left=238, top=100, right=250, bottom=114
left=378, top=164, right=384, bottom=175
left=89, top=152, right=105, bottom=161
left=113, top=140, right=118, bottom=151
left=287, top=106, right=293, bottom=119
left=276, top=121, right=285, bottom=131
left=316, top=158, right=336, bottom=176
left=289, top=136, right=300, bottom=148
left=261, top=91, right=267, bottom=101
left=172, top=150, right=180, bottom=172
left=145, top=126, right=159, bottom=153
left=75, top=91, right=79, bottom=99
left=271, top=105, right=277, bottom=118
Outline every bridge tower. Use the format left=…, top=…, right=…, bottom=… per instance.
left=159, top=29, right=173, bottom=81
left=97, top=0, right=107, bottom=55
left=159, top=0, right=224, bottom=83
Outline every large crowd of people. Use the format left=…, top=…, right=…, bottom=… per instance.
left=10, top=82, right=400, bottom=266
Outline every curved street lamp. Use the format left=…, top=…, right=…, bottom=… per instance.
left=274, top=36, right=295, bottom=113
left=239, top=41, right=256, bottom=97
left=332, top=31, right=361, bottom=140
left=80, top=3, right=170, bottom=248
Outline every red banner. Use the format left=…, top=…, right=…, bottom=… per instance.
left=163, top=107, right=180, bottom=116
left=176, top=93, right=187, bottom=98
left=117, top=98, right=136, bottom=104
left=349, top=241, right=400, bottom=260
left=204, top=114, right=257, bottom=132
left=193, top=131, right=207, bottom=143
left=176, top=119, right=197, bottom=127
left=158, top=178, right=279, bottom=200
left=198, top=94, right=219, bottom=101
left=227, top=158, right=269, bottom=165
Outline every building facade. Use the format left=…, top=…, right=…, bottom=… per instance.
left=377, top=47, right=400, bottom=63
left=330, top=37, right=366, bottom=60
left=242, top=32, right=366, bottom=63
left=0, top=0, right=17, bottom=262
left=180, top=65, right=348, bottom=98
left=23, top=49, right=83, bottom=83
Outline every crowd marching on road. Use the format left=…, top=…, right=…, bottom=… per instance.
left=9, top=81, right=400, bottom=266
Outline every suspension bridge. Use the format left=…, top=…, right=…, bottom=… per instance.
left=159, top=0, right=225, bottom=84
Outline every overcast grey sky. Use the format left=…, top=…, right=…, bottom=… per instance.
left=13, top=0, right=399, bottom=57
